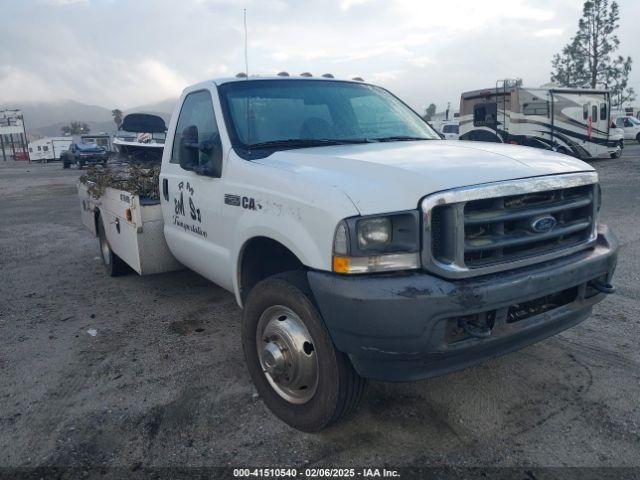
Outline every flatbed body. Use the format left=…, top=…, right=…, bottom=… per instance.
left=78, top=182, right=182, bottom=275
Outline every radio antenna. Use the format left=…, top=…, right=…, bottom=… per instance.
left=243, top=9, right=249, bottom=77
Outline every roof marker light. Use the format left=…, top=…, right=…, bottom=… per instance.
left=277, top=71, right=290, bottom=77
left=300, top=72, right=313, bottom=77
left=321, top=73, right=334, bottom=78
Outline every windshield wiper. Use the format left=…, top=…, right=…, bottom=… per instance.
left=372, top=136, right=433, bottom=142
left=246, top=138, right=373, bottom=149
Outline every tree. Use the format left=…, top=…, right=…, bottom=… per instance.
left=551, top=0, right=633, bottom=106
left=423, top=103, right=437, bottom=121
left=607, top=56, right=636, bottom=107
left=61, top=121, right=91, bottom=135
left=111, top=109, right=123, bottom=130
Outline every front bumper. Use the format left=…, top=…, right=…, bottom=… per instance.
left=308, top=225, right=618, bottom=382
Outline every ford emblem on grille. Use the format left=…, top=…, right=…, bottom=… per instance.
left=530, top=215, right=557, bottom=233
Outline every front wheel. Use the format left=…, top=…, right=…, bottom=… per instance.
left=242, top=274, right=366, bottom=432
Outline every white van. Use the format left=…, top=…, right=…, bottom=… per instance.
left=612, top=116, right=640, bottom=142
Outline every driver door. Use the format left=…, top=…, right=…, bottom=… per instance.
left=161, top=89, right=230, bottom=289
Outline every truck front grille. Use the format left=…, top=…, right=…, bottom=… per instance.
left=422, top=173, right=599, bottom=279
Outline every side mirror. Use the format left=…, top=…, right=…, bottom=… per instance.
left=179, top=126, right=222, bottom=178
left=195, top=137, right=223, bottom=178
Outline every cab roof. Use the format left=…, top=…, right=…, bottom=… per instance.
left=214, top=76, right=361, bottom=86
left=183, top=75, right=366, bottom=93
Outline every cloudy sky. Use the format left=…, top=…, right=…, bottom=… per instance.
left=1, top=0, right=639, bottom=112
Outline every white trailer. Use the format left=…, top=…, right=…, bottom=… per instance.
left=459, top=81, right=621, bottom=160
left=28, top=137, right=73, bottom=162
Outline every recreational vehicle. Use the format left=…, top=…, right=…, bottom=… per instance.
left=459, top=81, right=621, bottom=160
left=28, top=137, right=73, bottom=162
left=612, top=106, right=640, bottom=120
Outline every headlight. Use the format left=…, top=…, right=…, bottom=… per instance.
left=357, top=217, right=391, bottom=249
left=332, top=211, right=420, bottom=274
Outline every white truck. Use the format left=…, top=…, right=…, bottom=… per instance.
left=79, top=75, right=618, bottom=432
left=612, top=115, right=640, bottom=142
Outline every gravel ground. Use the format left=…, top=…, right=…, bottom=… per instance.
left=0, top=146, right=639, bottom=471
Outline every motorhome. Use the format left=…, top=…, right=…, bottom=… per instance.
left=459, top=80, right=621, bottom=160
left=612, top=106, right=640, bottom=120
left=28, top=137, right=73, bottom=162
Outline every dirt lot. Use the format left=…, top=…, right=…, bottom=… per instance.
left=1, top=146, right=639, bottom=472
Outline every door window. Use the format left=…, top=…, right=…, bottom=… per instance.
left=591, top=105, right=597, bottom=121
left=583, top=104, right=589, bottom=120
left=171, top=90, right=222, bottom=169
left=600, top=103, right=607, bottom=120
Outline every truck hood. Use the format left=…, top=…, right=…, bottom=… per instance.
left=256, top=140, right=595, bottom=215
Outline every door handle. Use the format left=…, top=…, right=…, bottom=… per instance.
left=162, top=178, right=168, bottom=201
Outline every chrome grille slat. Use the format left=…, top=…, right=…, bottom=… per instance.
left=421, top=173, right=599, bottom=279
left=465, top=220, right=591, bottom=251
left=464, top=196, right=593, bottom=225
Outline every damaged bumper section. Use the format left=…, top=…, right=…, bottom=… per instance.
left=308, top=225, right=618, bottom=382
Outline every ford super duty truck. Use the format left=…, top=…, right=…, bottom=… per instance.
left=79, top=75, right=618, bottom=431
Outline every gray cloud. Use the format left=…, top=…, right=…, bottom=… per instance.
left=1, top=0, right=638, bottom=111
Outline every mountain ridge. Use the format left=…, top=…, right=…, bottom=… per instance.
left=2, top=98, right=177, bottom=138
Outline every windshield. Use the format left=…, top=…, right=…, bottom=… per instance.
left=629, top=117, right=640, bottom=125
left=218, top=80, right=439, bottom=151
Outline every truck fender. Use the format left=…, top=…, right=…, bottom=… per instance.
left=231, top=224, right=327, bottom=307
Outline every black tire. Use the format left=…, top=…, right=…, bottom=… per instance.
left=97, top=214, right=128, bottom=277
left=636, top=133, right=640, bottom=143
left=78, top=161, right=84, bottom=170
left=63, top=162, right=70, bottom=169
left=242, top=273, right=366, bottom=432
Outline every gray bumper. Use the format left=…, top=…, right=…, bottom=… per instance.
left=308, top=225, right=618, bottom=382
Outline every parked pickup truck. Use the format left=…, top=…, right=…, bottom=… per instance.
left=78, top=76, right=618, bottom=431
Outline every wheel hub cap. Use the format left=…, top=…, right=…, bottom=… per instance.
left=261, top=341, right=286, bottom=377
left=257, top=305, right=318, bottom=404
